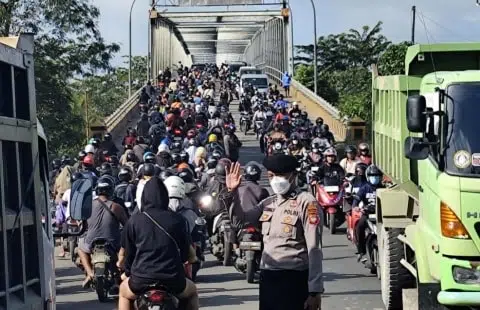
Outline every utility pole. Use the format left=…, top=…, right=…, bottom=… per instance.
left=411, top=5, right=416, bottom=44
left=84, top=90, right=89, bottom=139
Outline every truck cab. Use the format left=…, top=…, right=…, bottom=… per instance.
left=373, top=43, right=480, bottom=309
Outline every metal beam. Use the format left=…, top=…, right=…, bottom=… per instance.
left=176, top=24, right=262, bottom=28
left=174, top=21, right=266, bottom=26
left=159, top=10, right=283, bottom=18
left=184, top=39, right=251, bottom=43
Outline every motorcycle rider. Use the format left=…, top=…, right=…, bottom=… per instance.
left=289, top=102, right=301, bottom=119
left=136, top=113, right=151, bottom=138
left=78, top=176, right=128, bottom=288
left=307, top=142, right=323, bottom=165
left=135, top=163, right=155, bottom=212
left=100, top=132, right=119, bottom=157
left=114, top=167, right=137, bottom=214
left=137, top=152, right=161, bottom=178
left=317, top=147, right=345, bottom=185
left=223, top=158, right=323, bottom=310
left=223, top=124, right=242, bottom=162
left=358, top=142, right=372, bottom=165
left=320, top=124, right=335, bottom=146
left=339, top=145, right=360, bottom=175
left=156, top=143, right=173, bottom=169
left=117, top=177, right=199, bottom=310
left=260, top=110, right=274, bottom=153
left=199, top=157, right=217, bottom=190
left=352, top=165, right=384, bottom=262
left=289, top=135, right=306, bottom=157
left=230, top=162, right=270, bottom=253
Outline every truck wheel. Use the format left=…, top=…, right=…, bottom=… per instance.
left=380, top=228, right=415, bottom=310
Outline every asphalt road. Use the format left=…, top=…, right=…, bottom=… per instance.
left=54, top=97, right=384, bottom=309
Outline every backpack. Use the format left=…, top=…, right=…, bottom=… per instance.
left=70, top=178, right=93, bottom=220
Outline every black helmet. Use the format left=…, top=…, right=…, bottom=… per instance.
left=171, top=153, right=181, bottom=164
left=128, top=128, right=136, bottom=135
left=178, top=168, right=194, bottom=183
left=345, top=145, right=357, bottom=154
left=244, top=161, right=262, bottom=182
left=355, top=162, right=368, bottom=176
left=104, top=132, right=112, bottom=141
left=301, top=111, right=308, bottom=119
left=215, top=158, right=232, bottom=177
left=315, top=117, right=324, bottom=126
left=320, top=124, right=329, bottom=132
left=144, top=152, right=156, bottom=164
left=143, top=163, right=156, bottom=177
left=159, top=169, right=173, bottom=181
left=366, top=165, right=382, bottom=177
left=118, top=167, right=133, bottom=182
left=99, top=162, right=112, bottom=176
left=179, top=151, right=189, bottom=163
left=78, top=150, right=87, bottom=161
left=52, top=159, right=62, bottom=169
left=91, top=138, right=100, bottom=148
left=61, top=155, right=71, bottom=166
left=207, top=157, right=218, bottom=170
left=109, top=155, right=119, bottom=165
left=126, top=152, right=137, bottom=162
left=358, top=142, right=370, bottom=153
left=212, top=150, right=222, bottom=160
left=96, top=176, right=114, bottom=197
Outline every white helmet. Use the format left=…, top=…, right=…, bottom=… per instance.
left=323, top=147, right=337, bottom=157
left=84, top=144, right=95, bottom=154
left=293, top=101, right=299, bottom=106
left=195, top=104, right=202, bottom=114
left=157, top=144, right=169, bottom=154
left=164, top=176, right=186, bottom=199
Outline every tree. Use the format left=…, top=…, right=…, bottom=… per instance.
left=0, top=0, right=120, bottom=154
left=377, top=41, right=413, bottom=75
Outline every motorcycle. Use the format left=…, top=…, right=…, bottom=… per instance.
left=90, top=239, right=120, bottom=302
left=254, top=118, right=264, bottom=140
left=191, top=216, right=207, bottom=282
left=239, top=111, right=252, bottom=135
left=67, top=219, right=81, bottom=265
left=200, top=195, right=234, bottom=266
left=134, top=287, right=182, bottom=310
left=234, top=225, right=263, bottom=283
left=314, top=181, right=345, bottom=234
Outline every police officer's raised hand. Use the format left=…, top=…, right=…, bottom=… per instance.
left=304, top=293, right=322, bottom=310
left=226, top=161, right=242, bottom=191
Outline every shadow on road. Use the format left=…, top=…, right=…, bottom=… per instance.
left=200, top=294, right=258, bottom=307
left=323, top=272, right=367, bottom=282
left=323, top=289, right=380, bottom=297
left=197, top=272, right=245, bottom=283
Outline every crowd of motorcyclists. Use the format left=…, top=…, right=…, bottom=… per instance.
left=48, top=61, right=384, bottom=310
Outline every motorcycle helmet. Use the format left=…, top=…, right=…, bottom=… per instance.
left=109, top=155, right=119, bottom=165
left=118, top=167, right=133, bottom=182
left=323, top=147, right=337, bottom=157
left=355, top=162, right=368, bottom=177
left=311, top=142, right=320, bottom=153
left=320, top=124, right=329, bottom=133
left=171, top=152, right=181, bottom=164
left=143, top=152, right=156, bottom=164
left=143, top=163, right=156, bottom=177
left=178, top=168, right=194, bottom=183
left=244, top=161, right=262, bottom=182
left=171, top=141, right=182, bottom=151
left=345, top=145, right=357, bottom=155
left=315, top=117, right=324, bottom=126
left=52, top=159, right=62, bottom=170
left=84, top=144, right=95, bottom=154
left=211, top=150, right=222, bottom=160
left=359, top=142, right=370, bottom=154
left=71, top=172, right=84, bottom=183
left=61, top=155, right=71, bottom=166
left=96, top=176, right=114, bottom=197
left=215, top=158, right=232, bottom=177
left=104, top=132, right=112, bottom=141
left=164, top=176, right=186, bottom=199
left=179, top=151, right=189, bottom=163
left=98, top=162, right=113, bottom=176
left=126, top=152, right=137, bottom=162
left=208, top=134, right=218, bottom=143
left=366, top=164, right=383, bottom=186
left=77, top=150, right=87, bottom=162
left=207, top=157, right=218, bottom=170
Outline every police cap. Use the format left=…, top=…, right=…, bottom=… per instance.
left=262, top=154, right=299, bottom=174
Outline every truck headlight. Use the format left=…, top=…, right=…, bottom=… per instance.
left=453, top=266, right=480, bottom=284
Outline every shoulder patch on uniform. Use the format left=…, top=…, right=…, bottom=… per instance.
left=307, top=201, right=320, bottom=225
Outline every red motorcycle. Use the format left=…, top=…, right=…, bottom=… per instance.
left=315, top=183, right=345, bottom=234
left=346, top=206, right=363, bottom=243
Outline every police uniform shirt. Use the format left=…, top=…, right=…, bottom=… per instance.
left=258, top=189, right=324, bottom=293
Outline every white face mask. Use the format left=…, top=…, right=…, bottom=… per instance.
left=169, top=199, right=181, bottom=212
left=270, top=176, right=292, bottom=195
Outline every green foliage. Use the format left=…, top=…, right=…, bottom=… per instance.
left=293, top=21, right=409, bottom=124
left=0, top=0, right=120, bottom=156
left=378, top=41, right=413, bottom=75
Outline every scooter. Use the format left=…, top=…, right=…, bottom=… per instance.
left=234, top=226, right=263, bottom=283
left=191, top=216, right=207, bottom=282
left=314, top=182, right=345, bottom=234
left=239, top=111, right=252, bottom=135
left=90, top=239, right=120, bottom=302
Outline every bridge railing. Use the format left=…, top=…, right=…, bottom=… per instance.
left=103, top=88, right=143, bottom=137
left=260, top=64, right=366, bottom=143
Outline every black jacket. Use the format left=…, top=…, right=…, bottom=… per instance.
left=231, top=181, right=270, bottom=229
left=122, top=178, right=191, bottom=281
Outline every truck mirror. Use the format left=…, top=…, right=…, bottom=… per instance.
left=404, top=136, right=429, bottom=160
left=406, top=95, right=427, bottom=133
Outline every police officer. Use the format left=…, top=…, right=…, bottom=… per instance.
left=352, top=164, right=384, bottom=262
left=224, top=156, right=323, bottom=310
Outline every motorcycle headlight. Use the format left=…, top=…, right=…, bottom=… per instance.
left=453, top=266, right=480, bottom=284
left=200, top=195, right=213, bottom=207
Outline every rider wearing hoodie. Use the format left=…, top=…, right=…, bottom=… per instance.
left=118, top=177, right=199, bottom=310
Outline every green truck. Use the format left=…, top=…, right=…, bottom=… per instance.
left=373, top=43, right=480, bottom=309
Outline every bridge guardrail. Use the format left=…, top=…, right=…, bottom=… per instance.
left=104, top=87, right=143, bottom=136
left=258, top=64, right=365, bottom=143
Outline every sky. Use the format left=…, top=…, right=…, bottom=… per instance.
left=96, top=0, right=480, bottom=66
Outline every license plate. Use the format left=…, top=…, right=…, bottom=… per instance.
left=324, top=185, right=339, bottom=192
left=174, top=136, right=182, bottom=141
left=239, top=241, right=262, bottom=250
